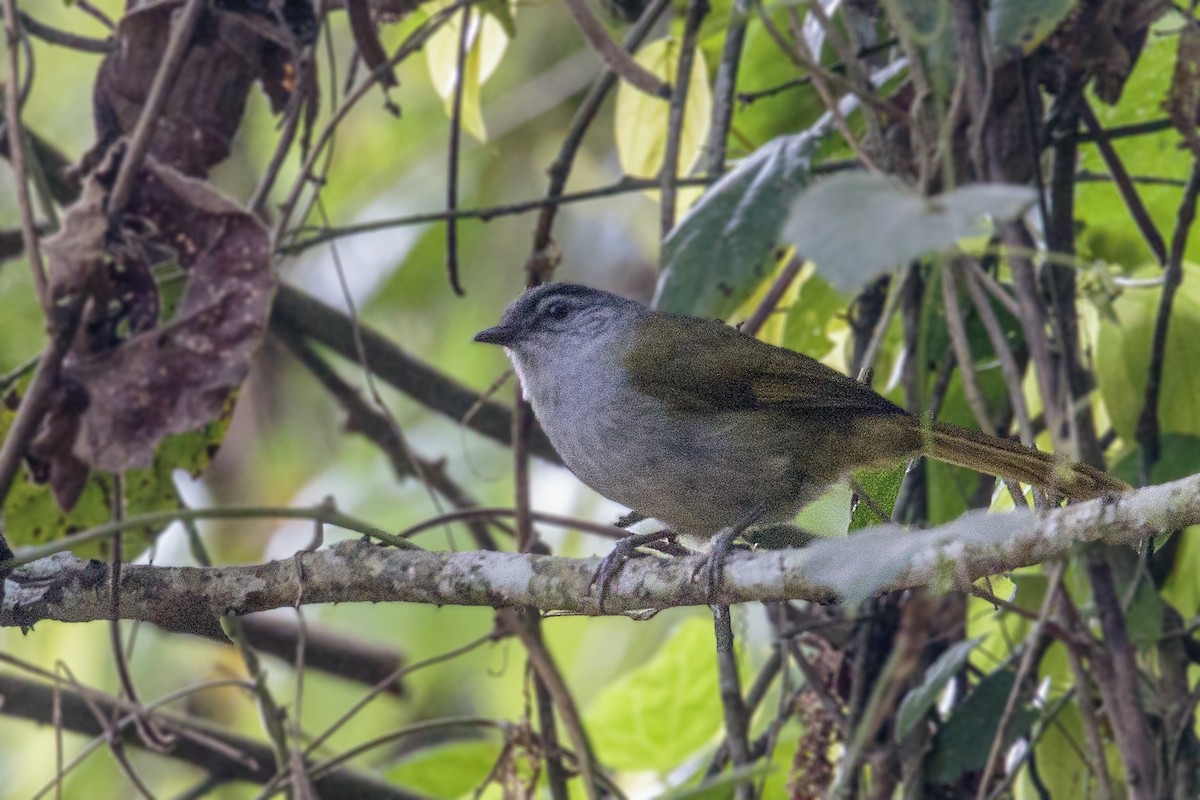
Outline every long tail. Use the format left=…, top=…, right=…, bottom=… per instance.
left=927, top=421, right=1128, bottom=501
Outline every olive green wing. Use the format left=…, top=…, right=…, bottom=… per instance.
left=624, top=312, right=905, bottom=416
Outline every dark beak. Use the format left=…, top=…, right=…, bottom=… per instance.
left=474, top=325, right=519, bottom=345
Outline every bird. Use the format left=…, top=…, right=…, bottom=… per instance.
left=474, top=283, right=1126, bottom=606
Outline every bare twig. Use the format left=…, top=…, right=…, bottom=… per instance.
left=942, top=260, right=998, bottom=436
left=560, top=0, right=669, bottom=99
left=444, top=4, right=471, bottom=295
left=2, top=0, right=47, bottom=304
left=18, top=11, right=111, bottom=52
left=660, top=0, right=708, bottom=238
left=960, top=259, right=1036, bottom=443
left=269, top=285, right=560, bottom=462
left=1079, top=100, right=1169, bottom=266
left=525, top=0, right=671, bottom=280
left=975, top=561, right=1064, bottom=799
left=712, top=604, right=753, bottom=799
left=740, top=255, right=803, bottom=337
left=1136, top=161, right=1200, bottom=479
left=0, top=673, right=420, bottom=799
left=1085, top=553, right=1160, bottom=797
left=283, top=175, right=715, bottom=253
left=705, top=0, right=750, bottom=174
left=0, top=298, right=84, bottom=560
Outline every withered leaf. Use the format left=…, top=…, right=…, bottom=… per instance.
left=90, top=0, right=315, bottom=178
left=29, top=155, right=274, bottom=510
left=65, top=158, right=275, bottom=475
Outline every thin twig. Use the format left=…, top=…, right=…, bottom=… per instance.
left=444, top=4, right=470, bottom=295
left=1079, top=100, right=1169, bottom=266
left=18, top=11, right=111, bottom=52
left=1135, top=161, right=1200, bottom=480
left=525, top=0, right=671, bottom=279
left=942, top=260, right=997, bottom=436
left=560, top=0, right=669, bottom=99
left=659, top=0, right=708, bottom=239
left=740, top=255, right=803, bottom=337
left=712, top=604, right=753, bottom=800
left=1084, top=552, right=1160, bottom=797
left=2, top=0, right=47, bottom=304
left=705, top=0, right=750, bottom=174
left=274, top=2, right=468, bottom=240
left=975, top=561, right=1064, bottom=799
left=284, top=175, right=715, bottom=253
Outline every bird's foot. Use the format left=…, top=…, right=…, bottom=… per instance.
left=591, top=530, right=673, bottom=612
left=699, top=528, right=742, bottom=606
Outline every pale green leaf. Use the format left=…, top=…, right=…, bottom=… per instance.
left=895, top=637, right=983, bottom=741
left=584, top=615, right=726, bottom=772
left=614, top=37, right=712, bottom=179
left=783, top=174, right=1036, bottom=293
left=424, top=4, right=512, bottom=142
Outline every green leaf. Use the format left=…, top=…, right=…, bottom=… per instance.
left=614, top=37, right=712, bottom=179
left=895, top=637, right=983, bottom=741
left=1, top=377, right=227, bottom=559
left=1078, top=33, right=1196, bottom=266
left=849, top=465, right=904, bottom=532
left=384, top=740, right=502, bottom=797
left=929, top=668, right=1038, bottom=784
left=782, top=270, right=843, bottom=360
left=783, top=174, right=1036, bottom=294
left=655, top=133, right=817, bottom=318
left=1095, top=263, right=1200, bottom=444
left=584, top=615, right=727, bottom=772
left=1162, top=525, right=1200, bottom=619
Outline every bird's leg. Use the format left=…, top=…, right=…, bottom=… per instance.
left=701, top=505, right=768, bottom=605
left=591, top=529, right=673, bottom=612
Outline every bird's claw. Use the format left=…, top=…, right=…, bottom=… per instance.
left=697, top=529, right=740, bottom=606
left=591, top=531, right=671, bottom=612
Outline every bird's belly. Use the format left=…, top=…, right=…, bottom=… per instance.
left=538, top=397, right=816, bottom=538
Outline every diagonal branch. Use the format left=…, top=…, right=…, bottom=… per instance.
left=4, top=474, right=1196, bottom=628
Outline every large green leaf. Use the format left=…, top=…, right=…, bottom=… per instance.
left=584, top=615, right=727, bottom=772
left=1078, top=32, right=1196, bottom=267
left=1095, top=263, right=1200, bottom=443
left=929, top=668, right=1038, bottom=784
left=783, top=174, right=1036, bottom=294
left=655, top=133, right=817, bottom=318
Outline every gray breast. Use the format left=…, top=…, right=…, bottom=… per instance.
left=522, top=353, right=815, bottom=538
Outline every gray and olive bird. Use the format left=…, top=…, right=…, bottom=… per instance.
left=475, top=283, right=1126, bottom=602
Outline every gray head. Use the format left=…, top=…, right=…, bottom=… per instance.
left=474, top=284, right=644, bottom=358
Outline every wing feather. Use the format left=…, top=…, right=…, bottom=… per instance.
left=624, top=312, right=905, bottom=417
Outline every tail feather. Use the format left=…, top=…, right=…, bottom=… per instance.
left=927, top=421, right=1127, bottom=501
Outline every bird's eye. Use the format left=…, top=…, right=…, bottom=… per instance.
left=544, top=301, right=569, bottom=320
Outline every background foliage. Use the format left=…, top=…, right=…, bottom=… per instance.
left=1, top=0, right=1198, bottom=798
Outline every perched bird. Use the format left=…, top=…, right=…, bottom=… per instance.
left=475, top=283, right=1126, bottom=604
